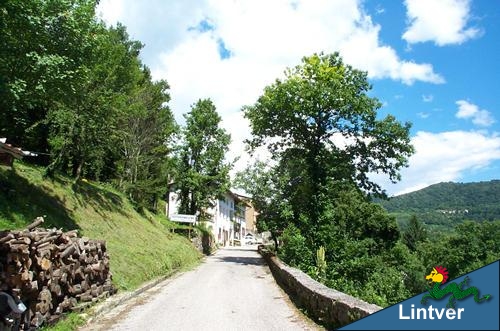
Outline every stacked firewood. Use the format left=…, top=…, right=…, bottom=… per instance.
left=0, top=217, right=116, bottom=327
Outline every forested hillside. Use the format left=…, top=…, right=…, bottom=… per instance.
left=376, top=180, right=500, bottom=230
left=0, top=0, right=232, bottom=217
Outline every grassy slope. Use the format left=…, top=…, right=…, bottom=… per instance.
left=0, top=162, right=201, bottom=291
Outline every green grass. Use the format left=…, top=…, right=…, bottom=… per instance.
left=40, top=313, right=85, bottom=331
left=0, top=161, right=202, bottom=325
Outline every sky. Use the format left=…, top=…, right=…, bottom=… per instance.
left=96, top=0, right=500, bottom=196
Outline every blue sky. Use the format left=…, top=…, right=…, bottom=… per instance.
left=97, top=0, right=500, bottom=196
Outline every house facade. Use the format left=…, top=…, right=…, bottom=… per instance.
left=166, top=189, right=252, bottom=246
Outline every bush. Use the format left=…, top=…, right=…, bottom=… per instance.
left=278, top=224, right=313, bottom=270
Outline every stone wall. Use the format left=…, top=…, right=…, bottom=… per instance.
left=258, top=246, right=381, bottom=329
left=191, top=231, right=215, bottom=255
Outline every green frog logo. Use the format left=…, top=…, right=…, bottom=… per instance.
left=420, top=266, right=491, bottom=308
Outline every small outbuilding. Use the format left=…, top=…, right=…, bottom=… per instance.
left=0, top=138, right=24, bottom=167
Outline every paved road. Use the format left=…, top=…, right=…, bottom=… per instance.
left=80, top=246, right=322, bottom=331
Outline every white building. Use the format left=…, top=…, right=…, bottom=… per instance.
left=166, top=189, right=248, bottom=246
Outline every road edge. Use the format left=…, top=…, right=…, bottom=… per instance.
left=79, top=254, right=210, bottom=326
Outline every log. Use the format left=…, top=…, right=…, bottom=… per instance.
left=49, top=282, right=62, bottom=297
left=56, top=296, right=75, bottom=313
left=90, top=284, right=100, bottom=297
left=36, top=288, right=52, bottom=314
left=58, top=241, right=73, bottom=252
left=69, top=284, right=83, bottom=295
left=60, top=244, right=76, bottom=259
left=60, top=269, right=68, bottom=284
left=77, top=238, right=87, bottom=252
left=47, top=314, right=61, bottom=325
left=65, top=230, right=78, bottom=238
left=80, top=279, right=90, bottom=292
left=20, top=269, right=32, bottom=282
left=102, top=283, right=114, bottom=292
left=35, top=234, right=61, bottom=246
left=0, top=220, right=116, bottom=329
left=9, top=237, right=31, bottom=245
left=40, top=257, right=52, bottom=271
left=90, top=262, right=103, bottom=273
left=32, top=311, right=46, bottom=328
left=0, top=233, right=15, bottom=244
left=78, top=292, right=93, bottom=302
left=25, top=231, right=52, bottom=242
left=10, top=243, right=29, bottom=254
left=52, top=269, right=62, bottom=278
left=26, top=217, right=45, bottom=230
left=36, top=241, right=54, bottom=251
left=29, top=280, right=38, bottom=291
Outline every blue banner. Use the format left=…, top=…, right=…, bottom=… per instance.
left=340, top=260, right=499, bottom=330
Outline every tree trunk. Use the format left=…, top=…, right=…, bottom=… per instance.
left=73, top=158, right=84, bottom=180
left=271, top=232, right=279, bottom=253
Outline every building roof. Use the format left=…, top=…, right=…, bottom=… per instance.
left=0, top=139, right=24, bottom=159
left=230, top=188, right=252, bottom=199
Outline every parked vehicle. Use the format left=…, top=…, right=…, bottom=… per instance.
left=244, top=233, right=256, bottom=245
left=0, top=291, right=28, bottom=331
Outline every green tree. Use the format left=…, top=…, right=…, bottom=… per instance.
left=239, top=53, right=415, bottom=306
left=176, top=99, right=232, bottom=220
left=234, top=160, right=293, bottom=250
left=244, top=53, right=413, bottom=193
left=1, top=1, right=179, bottom=212
left=243, top=53, right=413, bottom=245
left=46, top=23, right=147, bottom=180
left=0, top=0, right=99, bottom=154
left=403, top=215, right=428, bottom=251
left=278, top=224, right=313, bottom=270
left=117, top=70, right=177, bottom=210
left=419, top=220, right=500, bottom=277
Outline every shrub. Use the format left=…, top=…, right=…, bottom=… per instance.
left=278, top=224, right=313, bottom=270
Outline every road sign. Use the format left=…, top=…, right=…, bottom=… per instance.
left=170, top=214, right=196, bottom=223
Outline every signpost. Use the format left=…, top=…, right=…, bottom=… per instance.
left=169, top=213, right=197, bottom=239
left=169, top=214, right=196, bottom=224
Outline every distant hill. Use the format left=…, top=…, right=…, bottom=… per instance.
left=376, top=180, right=500, bottom=231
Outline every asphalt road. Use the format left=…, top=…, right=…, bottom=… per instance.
left=80, top=246, right=322, bottom=331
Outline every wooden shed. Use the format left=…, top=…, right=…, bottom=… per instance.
left=0, top=139, right=24, bottom=167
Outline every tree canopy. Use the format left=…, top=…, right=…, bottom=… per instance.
left=242, top=53, right=413, bottom=246
left=236, top=53, right=419, bottom=306
left=176, top=99, right=232, bottom=220
left=0, top=0, right=178, bottom=211
left=244, top=53, right=414, bottom=197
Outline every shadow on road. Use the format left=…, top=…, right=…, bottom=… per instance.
left=221, top=247, right=257, bottom=252
left=216, top=256, right=265, bottom=266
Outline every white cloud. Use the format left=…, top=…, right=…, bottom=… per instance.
left=422, top=94, right=433, bottom=102
left=373, top=130, right=500, bottom=196
left=417, top=112, right=430, bottom=119
left=456, top=100, right=495, bottom=127
left=96, top=0, right=124, bottom=25
left=403, top=0, right=481, bottom=46
left=338, top=17, right=444, bottom=85
left=375, top=5, right=385, bottom=15
left=97, top=0, right=445, bottom=175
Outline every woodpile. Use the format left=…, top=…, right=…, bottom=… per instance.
left=0, top=217, right=116, bottom=328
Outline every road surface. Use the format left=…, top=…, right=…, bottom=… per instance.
left=80, top=246, right=322, bottom=331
